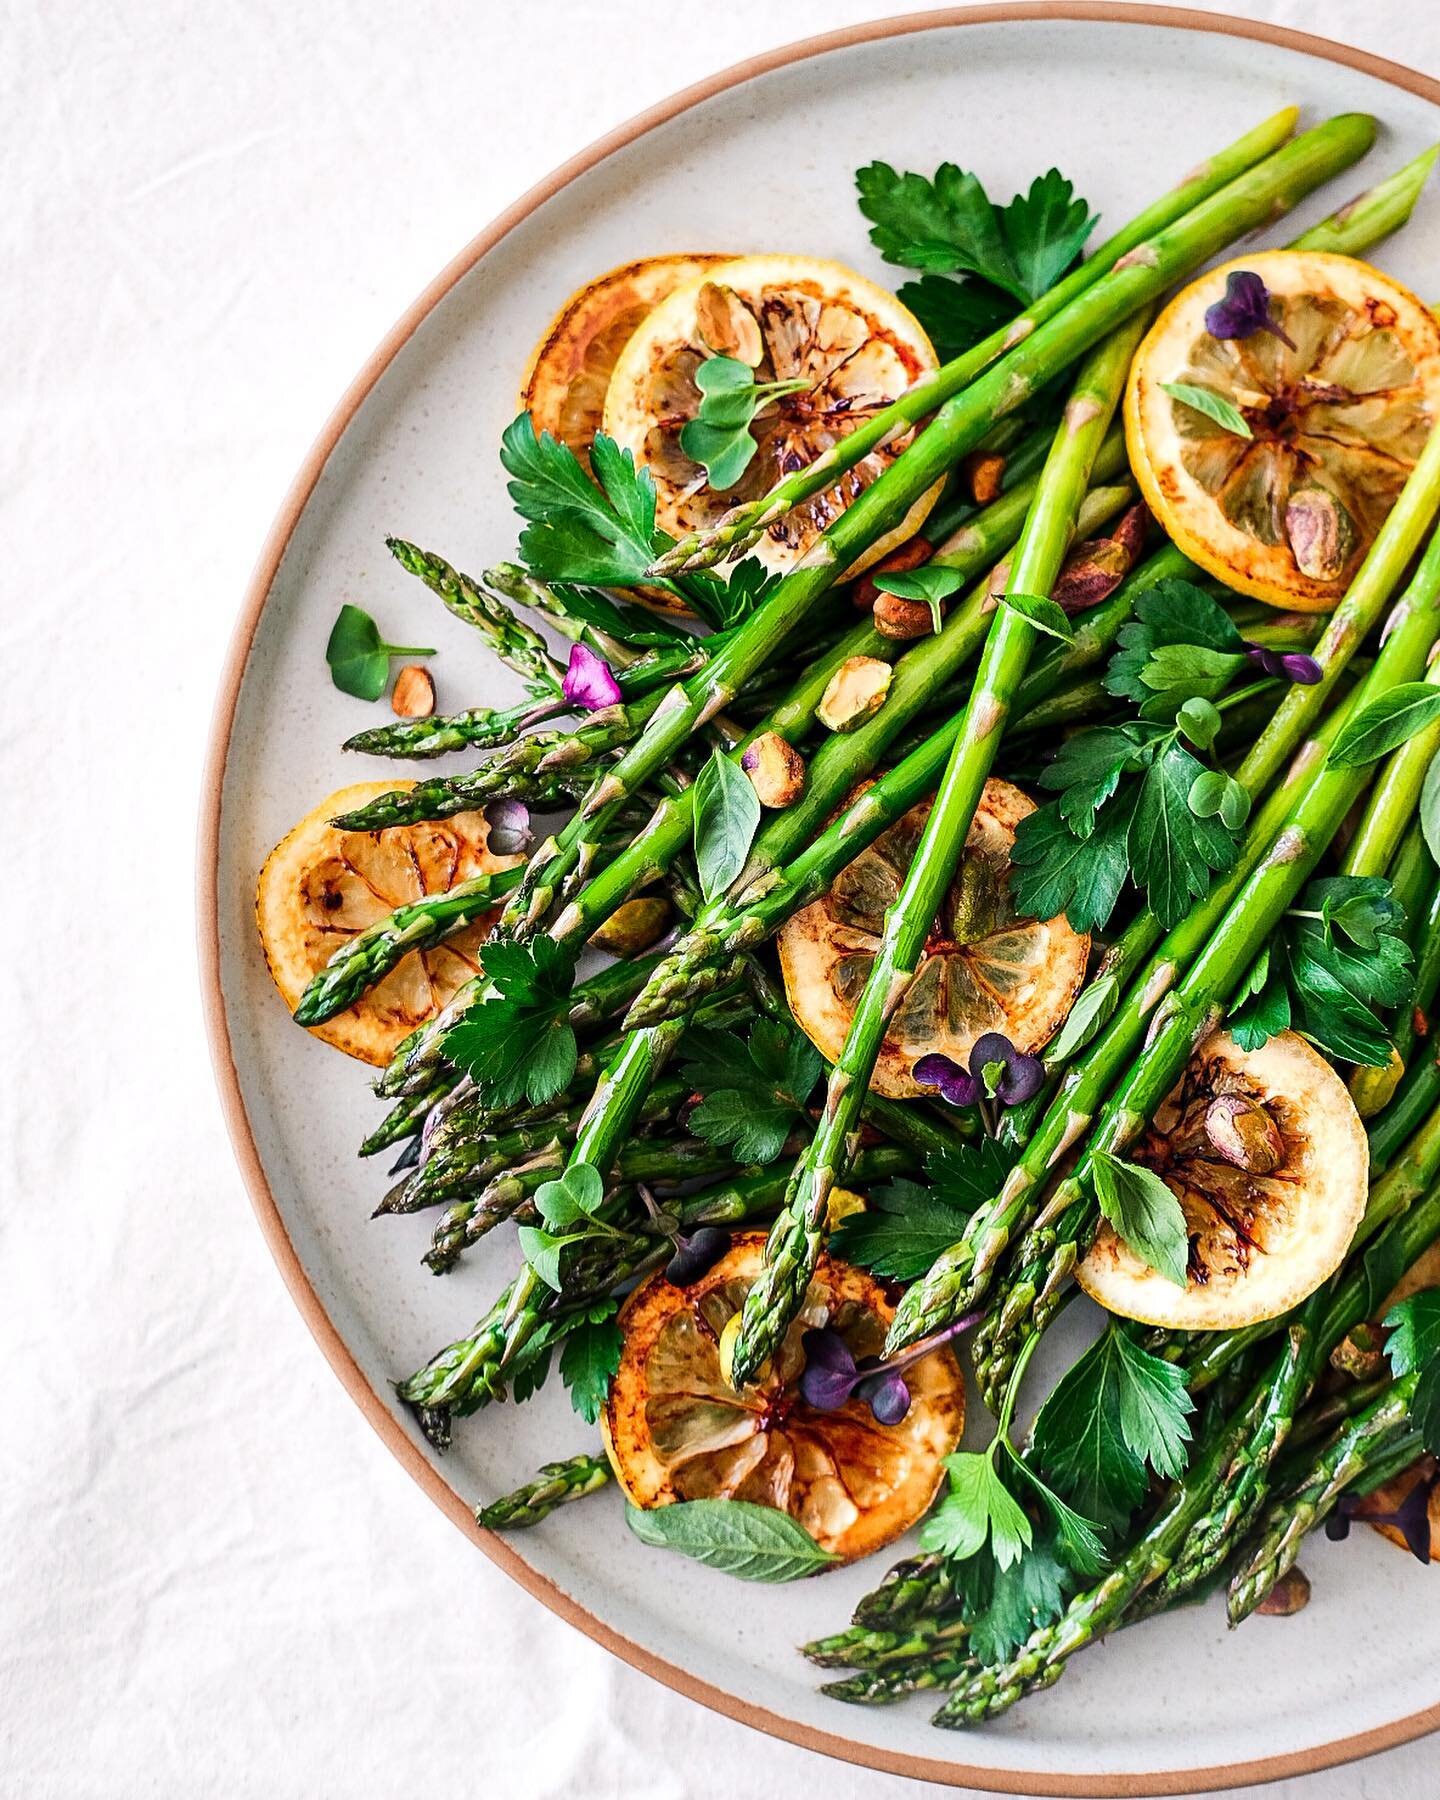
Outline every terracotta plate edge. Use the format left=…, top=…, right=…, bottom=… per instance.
left=196, top=6, right=1440, bottom=1792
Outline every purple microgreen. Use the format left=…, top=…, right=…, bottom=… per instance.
left=562, top=641, right=622, bottom=711
left=968, top=1031, right=1045, bottom=1105
left=1330, top=1470, right=1436, bottom=1563
left=913, top=1052, right=981, bottom=1108
left=799, top=1317, right=974, bottom=1426
left=855, top=1368, right=912, bottom=1426
left=1244, top=642, right=1322, bottom=686
left=664, top=1225, right=732, bottom=1286
left=1203, top=269, right=1296, bottom=349
left=798, top=1328, right=861, bottom=1412
left=482, top=798, right=532, bottom=856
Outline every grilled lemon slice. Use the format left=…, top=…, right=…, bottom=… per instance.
left=1076, top=1029, right=1367, bottom=1329
left=778, top=779, right=1089, bottom=1099
left=1125, top=250, right=1440, bottom=610
left=602, top=1230, right=963, bottom=1564
left=521, top=254, right=731, bottom=468
left=602, top=253, right=941, bottom=579
left=255, top=783, right=518, bottom=1064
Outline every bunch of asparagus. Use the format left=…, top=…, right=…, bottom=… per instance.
left=285, top=107, right=1440, bottom=1728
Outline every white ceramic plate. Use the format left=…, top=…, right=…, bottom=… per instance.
left=201, top=10, right=1440, bottom=1791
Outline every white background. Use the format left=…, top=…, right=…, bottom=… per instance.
left=3, top=2, right=1437, bottom=1795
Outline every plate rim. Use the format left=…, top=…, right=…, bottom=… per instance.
left=197, top=7, right=1440, bottom=1790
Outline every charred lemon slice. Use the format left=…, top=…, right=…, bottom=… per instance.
left=778, top=779, right=1089, bottom=1099
left=602, top=254, right=941, bottom=579
left=521, top=254, right=731, bottom=467
left=1126, top=251, right=1440, bottom=610
left=1077, top=1029, right=1368, bottom=1330
left=603, top=1230, right=963, bottom=1563
left=256, top=784, right=519, bottom=1065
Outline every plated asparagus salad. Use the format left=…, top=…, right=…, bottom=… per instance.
left=257, top=107, right=1440, bottom=1730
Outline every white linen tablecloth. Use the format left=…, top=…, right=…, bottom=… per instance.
left=3, top=2, right=1437, bottom=1793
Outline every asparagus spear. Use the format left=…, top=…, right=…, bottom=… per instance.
left=476, top=1452, right=612, bottom=1529
left=330, top=689, right=669, bottom=832
left=389, top=539, right=566, bottom=694
left=345, top=697, right=568, bottom=760
left=293, top=868, right=522, bottom=1026
left=494, top=117, right=1375, bottom=942
left=929, top=1175, right=1440, bottom=1727
left=423, top=1134, right=738, bottom=1273
left=849, top=1555, right=957, bottom=1629
left=1225, top=1375, right=1420, bottom=1622
left=802, top=1613, right=970, bottom=1670
left=728, top=319, right=1144, bottom=1387
left=649, top=108, right=1304, bottom=575
left=890, top=446, right=1440, bottom=1358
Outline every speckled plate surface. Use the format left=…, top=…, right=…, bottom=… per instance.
left=200, top=9, right=1440, bottom=1791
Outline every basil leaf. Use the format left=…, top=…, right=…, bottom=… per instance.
left=1422, top=749, right=1440, bottom=867
left=875, top=563, right=967, bottom=632
left=694, top=748, right=762, bottom=901
left=1360, top=1233, right=1407, bottom=1321
left=1329, top=683, right=1440, bottom=768
left=625, top=1500, right=838, bottom=1581
left=1159, top=381, right=1253, bottom=440
left=1001, top=590, right=1075, bottom=642
left=1047, top=974, right=1119, bottom=1064
left=1091, top=1150, right=1188, bottom=1286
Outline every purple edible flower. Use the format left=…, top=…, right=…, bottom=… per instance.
left=799, top=1316, right=975, bottom=1427
left=482, top=797, right=532, bottom=855
left=914, top=1032, right=1044, bottom=1125
left=1243, top=641, right=1323, bottom=686
left=562, top=642, right=622, bottom=711
left=1327, top=1468, right=1436, bottom=1563
left=1204, top=270, right=1296, bottom=350
left=664, top=1225, right=732, bottom=1286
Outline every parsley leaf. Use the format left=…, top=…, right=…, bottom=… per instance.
left=856, top=162, right=1096, bottom=305
left=445, top=938, right=578, bottom=1108
left=681, top=1019, right=822, bottom=1165
left=1091, top=1151, right=1189, bottom=1286
left=920, top=1451, right=1032, bottom=1569
left=957, top=1531, right=1072, bottom=1666
left=897, top=273, right=1013, bottom=361
left=1010, top=798, right=1133, bottom=934
left=1013, top=696, right=1242, bottom=932
left=1128, top=739, right=1240, bottom=926
left=1105, top=578, right=1244, bottom=707
left=559, top=1308, right=622, bottom=1424
left=1384, top=1291, right=1440, bottom=1377
left=1001, top=171, right=1102, bottom=301
left=1229, top=949, right=1293, bottom=1051
left=832, top=1137, right=1012, bottom=1279
left=502, top=414, right=659, bottom=587
left=1031, top=1325, right=1194, bottom=1531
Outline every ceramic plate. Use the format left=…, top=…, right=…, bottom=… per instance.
left=201, top=9, right=1440, bottom=1791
